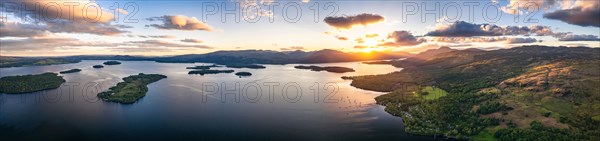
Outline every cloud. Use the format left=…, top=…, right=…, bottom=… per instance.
left=0, top=21, right=50, bottom=37
left=181, top=39, right=204, bottom=43
left=239, top=0, right=275, bottom=19
left=365, top=34, right=379, bottom=38
left=499, top=0, right=599, bottom=27
left=1, top=21, right=128, bottom=38
left=116, top=8, right=129, bottom=15
left=147, top=15, right=213, bottom=31
left=447, top=44, right=473, bottom=47
left=324, top=13, right=385, bottom=30
left=1, top=0, right=127, bottom=36
left=431, top=37, right=538, bottom=44
left=500, top=0, right=559, bottom=15
left=336, top=36, right=348, bottom=41
left=149, top=35, right=177, bottom=39
left=378, top=31, right=425, bottom=47
left=355, top=38, right=365, bottom=44
left=290, top=46, right=304, bottom=50
left=554, top=34, right=600, bottom=41
left=543, top=0, right=600, bottom=27
left=45, top=20, right=129, bottom=35
left=0, top=37, right=119, bottom=53
left=280, top=46, right=305, bottom=51
left=431, top=37, right=506, bottom=43
left=125, top=40, right=212, bottom=48
left=426, top=21, right=553, bottom=37
left=4, top=0, right=114, bottom=23
left=354, top=45, right=367, bottom=49
left=115, top=24, right=134, bottom=29
left=504, top=37, right=539, bottom=44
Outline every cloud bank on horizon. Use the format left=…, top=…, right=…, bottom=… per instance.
left=0, top=0, right=598, bottom=56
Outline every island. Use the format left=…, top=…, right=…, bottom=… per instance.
left=97, top=73, right=167, bottom=104
left=294, top=65, right=355, bottom=73
left=186, top=64, right=221, bottom=70
left=235, top=72, right=252, bottom=77
left=102, top=61, right=122, bottom=65
left=0, top=72, right=65, bottom=94
left=92, top=65, right=104, bottom=68
left=188, top=70, right=235, bottom=75
left=223, top=64, right=266, bottom=69
left=59, top=68, right=82, bottom=74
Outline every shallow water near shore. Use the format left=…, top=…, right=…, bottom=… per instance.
left=0, top=60, right=444, bottom=141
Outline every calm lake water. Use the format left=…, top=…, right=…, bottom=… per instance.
left=0, top=61, right=444, bottom=141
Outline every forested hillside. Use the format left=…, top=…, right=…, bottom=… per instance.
left=348, top=46, right=600, bottom=140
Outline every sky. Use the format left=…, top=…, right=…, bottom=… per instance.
left=0, top=0, right=599, bottom=56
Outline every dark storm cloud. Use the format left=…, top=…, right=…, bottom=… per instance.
left=555, top=34, right=600, bottom=41
left=378, top=31, right=424, bottom=47
left=505, top=37, right=539, bottom=44
left=543, top=1, right=600, bottom=27
left=324, top=13, right=385, bottom=30
left=425, top=21, right=553, bottom=37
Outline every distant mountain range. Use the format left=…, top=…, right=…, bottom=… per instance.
left=1, top=49, right=412, bottom=68
left=152, top=49, right=412, bottom=64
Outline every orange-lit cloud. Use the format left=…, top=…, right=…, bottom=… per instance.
left=365, top=34, right=379, bottom=38
left=336, top=36, right=349, bottom=41
left=1, top=0, right=128, bottom=35
left=280, top=46, right=305, bottom=51
left=147, top=15, right=213, bottom=31
left=181, top=39, right=204, bottom=43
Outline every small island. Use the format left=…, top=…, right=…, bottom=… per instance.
left=103, top=61, right=122, bottom=65
left=294, top=65, right=355, bottom=73
left=223, top=64, right=266, bottom=69
left=188, top=70, right=235, bottom=75
left=97, top=73, right=167, bottom=104
left=186, top=64, right=221, bottom=70
left=92, top=65, right=104, bottom=68
left=235, top=72, right=252, bottom=77
left=0, top=72, right=65, bottom=94
left=59, top=68, right=82, bottom=74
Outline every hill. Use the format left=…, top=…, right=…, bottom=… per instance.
left=348, top=46, right=600, bottom=140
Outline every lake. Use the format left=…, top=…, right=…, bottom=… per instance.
left=0, top=60, right=444, bottom=141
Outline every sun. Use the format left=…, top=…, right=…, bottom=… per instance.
left=363, top=39, right=379, bottom=47
left=361, top=47, right=386, bottom=53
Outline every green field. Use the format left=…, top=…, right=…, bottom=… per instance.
left=471, top=127, right=500, bottom=141
left=415, top=86, right=448, bottom=100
